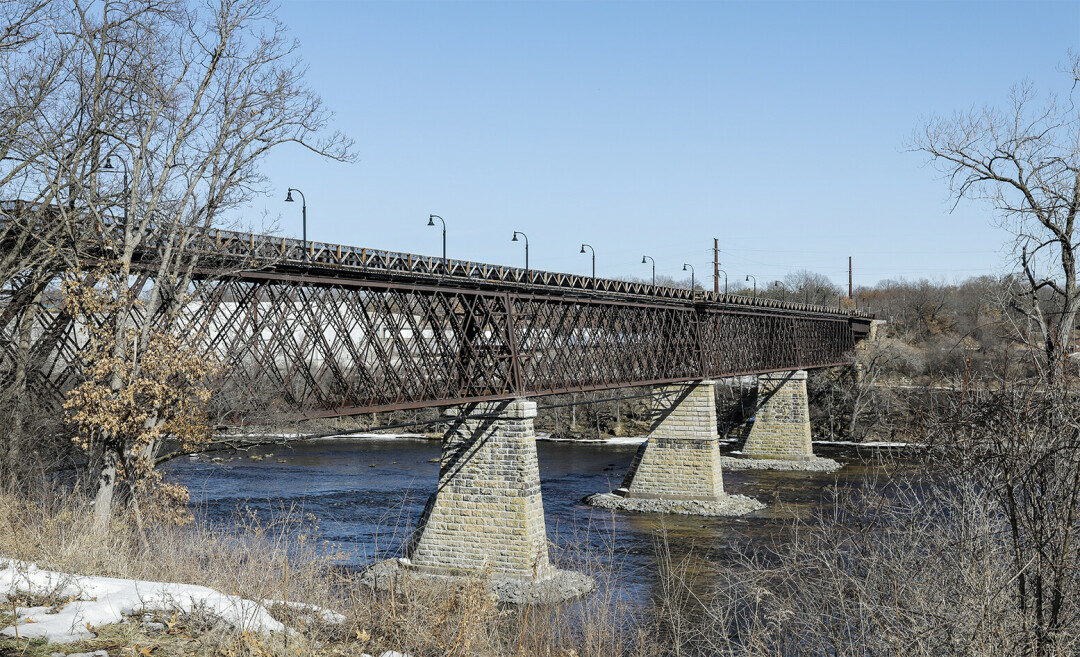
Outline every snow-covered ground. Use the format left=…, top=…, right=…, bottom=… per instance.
left=0, top=559, right=283, bottom=642
left=0, top=559, right=410, bottom=656
left=216, top=432, right=432, bottom=443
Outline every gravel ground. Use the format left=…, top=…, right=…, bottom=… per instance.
left=584, top=492, right=765, bottom=516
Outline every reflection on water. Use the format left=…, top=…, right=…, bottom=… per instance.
left=163, top=438, right=919, bottom=600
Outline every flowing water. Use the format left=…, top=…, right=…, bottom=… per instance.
left=163, top=437, right=918, bottom=600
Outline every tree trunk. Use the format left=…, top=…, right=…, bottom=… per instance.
left=614, top=397, right=621, bottom=435
left=92, top=445, right=120, bottom=533
left=3, top=291, right=42, bottom=486
left=594, top=398, right=601, bottom=439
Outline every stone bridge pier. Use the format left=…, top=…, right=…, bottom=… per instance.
left=361, top=371, right=842, bottom=591
left=363, top=398, right=593, bottom=603
left=739, top=370, right=838, bottom=471
left=743, top=370, right=815, bottom=460
left=587, top=371, right=842, bottom=516
left=585, top=380, right=764, bottom=516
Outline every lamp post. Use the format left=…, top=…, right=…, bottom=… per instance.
left=580, top=243, right=595, bottom=279
left=745, top=274, right=757, bottom=296
left=641, top=255, right=655, bottom=287
left=284, top=187, right=307, bottom=261
left=682, top=263, right=695, bottom=293
left=102, top=156, right=128, bottom=224
left=717, top=268, right=728, bottom=295
left=512, top=231, right=529, bottom=279
left=427, top=214, right=446, bottom=264
left=773, top=280, right=792, bottom=302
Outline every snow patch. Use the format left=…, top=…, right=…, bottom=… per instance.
left=536, top=434, right=648, bottom=445
left=259, top=599, right=346, bottom=625
left=306, top=432, right=430, bottom=443
left=0, top=558, right=284, bottom=643
left=814, top=440, right=925, bottom=448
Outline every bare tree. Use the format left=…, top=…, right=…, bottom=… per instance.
left=784, top=269, right=841, bottom=306
left=924, top=370, right=1080, bottom=657
left=0, top=0, right=89, bottom=486
left=916, top=56, right=1080, bottom=375
left=0, top=0, right=352, bottom=520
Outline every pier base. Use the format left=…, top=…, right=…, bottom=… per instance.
left=586, top=381, right=763, bottom=516
left=365, top=399, right=592, bottom=603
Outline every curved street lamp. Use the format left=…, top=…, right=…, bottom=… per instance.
left=284, top=187, right=307, bottom=261
left=427, top=214, right=446, bottom=263
left=717, top=268, right=728, bottom=295
left=102, top=156, right=129, bottom=223
left=580, top=243, right=595, bottom=279
left=745, top=274, right=757, bottom=296
left=773, top=280, right=792, bottom=302
left=512, top=231, right=529, bottom=279
left=641, top=255, right=655, bottom=287
left=682, top=263, right=695, bottom=293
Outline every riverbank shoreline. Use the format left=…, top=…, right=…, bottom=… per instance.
left=200, top=430, right=925, bottom=452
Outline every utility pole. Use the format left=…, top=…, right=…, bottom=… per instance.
left=848, top=256, right=853, bottom=299
left=713, top=238, right=720, bottom=294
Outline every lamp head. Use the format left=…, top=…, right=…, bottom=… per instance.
left=641, top=256, right=647, bottom=264
left=580, top=245, right=586, bottom=254
left=745, top=274, right=750, bottom=281
left=682, top=264, right=688, bottom=271
left=284, top=189, right=294, bottom=202
left=427, top=216, right=435, bottom=226
left=512, top=232, right=518, bottom=242
left=103, top=157, right=114, bottom=169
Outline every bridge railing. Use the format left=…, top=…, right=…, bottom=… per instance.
left=203, top=226, right=871, bottom=319
left=0, top=204, right=870, bottom=319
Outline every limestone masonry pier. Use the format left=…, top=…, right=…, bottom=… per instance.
left=727, top=369, right=840, bottom=472
left=408, top=399, right=551, bottom=577
left=363, top=371, right=841, bottom=591
left=617, top=382, right=725, bottom=501
left=742, top=370, right=814, bottom=460
left=586, top=381, right=764, bottom=516
left=363, top=399, right=592, bottom=603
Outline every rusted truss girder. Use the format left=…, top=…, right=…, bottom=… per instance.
left=0, top=272, right=862, bottom=420
left=197, top=274, right=860, bottom=418
left=0, top=212, right=870, bottom=420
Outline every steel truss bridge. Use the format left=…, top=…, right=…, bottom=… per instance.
left=1, top=223, right=872, bottom=420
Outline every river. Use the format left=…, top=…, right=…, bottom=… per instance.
left=163, top=437, right=917, bottom=599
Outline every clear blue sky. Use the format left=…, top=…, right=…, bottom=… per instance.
left=247, top=0, right=1080, bottom=290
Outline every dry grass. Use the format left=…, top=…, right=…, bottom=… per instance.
left=0, top=488, right=659, bottom=657
left=2, top=474, right=1059, bottom=656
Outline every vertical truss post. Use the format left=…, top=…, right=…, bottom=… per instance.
left=693, top=307, right=707, bottom=378
left=792, top=317, right=803, bottom=369
left=504, top=292, right=524, bottom=396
